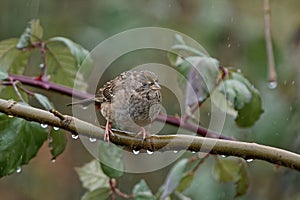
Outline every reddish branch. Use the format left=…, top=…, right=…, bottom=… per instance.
left=5, top=73, right=234, bottom=140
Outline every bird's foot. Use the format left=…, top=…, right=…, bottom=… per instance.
left=136, top=127, right=150, bottom=140
left=104, top=121, right=113, bottom=143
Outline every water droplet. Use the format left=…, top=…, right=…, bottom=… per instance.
left=81, top=106, right=88, bottom=110
left=221, top=155, right=227, bottom=158
left=246, top=158, right=253, bottom=163
left=8, top=115, right=14, bottom=118
left=283, top=80, right=287, bottom=85
left=173, top=150, right=178, bottom=153
left=41, top=123, right=48, bottom=128
left=191, top=151, right=196, bottom=154
left=146, top=150, right=153, bottom=155
left=51, top=158, right=56, bottom=163
left=89, top=137, right=97, bottom=142
left=39, top=63, right=44, bottom=68
left=291, top=81, right=295, bottom=85
left=133, top=150, right=140, bottom=155
left=16, top=166, right=22, bottom=173
left=237, top=68, right=242, bottom=73
left=268, top=81, right=277, bottom=89
left=72, top=134, right=79, bottom=139
left=53, top=126, right=59, bottom=131
left=227, top=43, right=231, bottom=48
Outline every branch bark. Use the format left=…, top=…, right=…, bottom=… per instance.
left=0, top=98, right=299, bottom=171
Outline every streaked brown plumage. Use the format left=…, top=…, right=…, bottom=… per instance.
left=68, top=70, right=162, bottom=141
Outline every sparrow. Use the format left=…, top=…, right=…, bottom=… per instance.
left=68, top=70, right=162, bottom=142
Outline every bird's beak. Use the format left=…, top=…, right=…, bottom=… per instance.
left=151, top=82, right=161, bottom=90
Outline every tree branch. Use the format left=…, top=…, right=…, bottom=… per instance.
left=0, top=98, right=299, bottom=171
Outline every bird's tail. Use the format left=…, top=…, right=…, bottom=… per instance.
left=66, top=98, right=96, bottom=107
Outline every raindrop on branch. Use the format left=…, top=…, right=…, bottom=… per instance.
left=41, top=124, right=48, bottom=128
left=89, top=137, right=97, bottom=143
left=16, top=166, right=22, bottom=174
left=132, top=150, right=140, bottom=155
left=268, top=81, right=277, bottom=89
left=72, top=134, right=79, bottom=140
left=146, top=150, right=153, bottom=155
left=51, top=158, right=56, bottom=163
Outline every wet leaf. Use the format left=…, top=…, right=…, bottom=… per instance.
left=218, top=72, right=263, bottom=127
left=45, top=38, right=91, bottom=90
left=0, top=113, right=48, bottom=177
left=98, top=142, right=124, bottom=178
left=235, top=161, right=249, bottom=197
left=49, top=128, right=67, bottom=159
left=212, top=158, right=241, bottom=182
left=177, top=173, right=194, bottom=193
left=0, top=85, right=28, bottom=103
left=81, top=188, right=111, bottom=200
left=133, top=179, right=156, bottom=200
left=75, top=159, right=110, bottom=191
left=34, top=93, right=54, bottom=110
left=184, top=56, right=219, bottom=105
left=212, top=158, right=249, bottom=197
left=161, top=158, right=189, bottom=199
left=0, top=68, right=8, bottom=80
left=16, top=19, right=43, bottom=49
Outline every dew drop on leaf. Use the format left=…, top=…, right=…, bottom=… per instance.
left=53, top=126, right=59, bottom=131
left=268, top=81, right=277, bottom=89
left=146, top=150, right=153, bottom=155
left=72, top=134, right=79, bottom=139
left=41, top=123, right=48, bottom=128
left=133, top=150, right=140, bottom=155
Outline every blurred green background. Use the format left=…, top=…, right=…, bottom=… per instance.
left=0, top=0, right=300, bottom=199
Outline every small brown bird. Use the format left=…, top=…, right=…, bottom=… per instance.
left=68, top=70, right=162, bottom=142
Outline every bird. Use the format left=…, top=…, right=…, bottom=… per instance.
left=68, top=70, right=162, bottom=142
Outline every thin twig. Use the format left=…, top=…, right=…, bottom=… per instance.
left=263, top=0, right=277, bottom=83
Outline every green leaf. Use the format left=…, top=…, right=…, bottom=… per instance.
left=98, top=142, right=124, bottom=178
left=0, top=68, right=8, bottom=80
left=235, top=161, right=249, bottom=197
left=133, top=179, right=156, bottom=200
left=0, top=85, right=28, bottom=103
left=177, top=174, right=194, bottom=193
left=34, top=93, right=54, bottom=110
left=81, top=188, right=111, bottom=200
left=218, top=72, right=263, bottom=127
left=184, top=56, right=220, bottom=105
left=212, top=158, right=241, bottom=182
left=49, top=128, right=67, bottom=159
left=75, top=159, right=110, bottom=191
left=212, top=157, right=249, bottom=197
left=161, top=158, right=189, bottom=199
left=48, top=37, right=92, bottom=68
left=30, top=19, right=43, bottom=44
left=0, top=113, right=48, bottom=177
left=16, top=19, right=43, bottom=49
left=45, top=39, right=90, bottom=90
left=0, top=38, right=18, bottom=60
